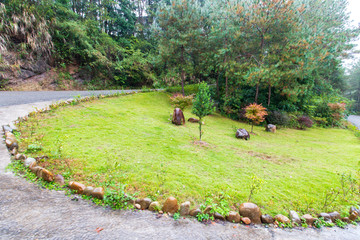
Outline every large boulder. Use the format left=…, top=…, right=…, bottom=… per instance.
left=172, top=108, right=185, bottom=125
left=238, top=202, right=261, bottom=224
left=162, top=196, right=179, bottom=214
left=265, top=124, right=276, bottom=133
left=226, top=211, right=241, bottom=223
left=235, top=129, right=250, bottom=140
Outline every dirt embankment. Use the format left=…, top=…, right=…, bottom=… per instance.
left=0, top=51, right=85, bottom=91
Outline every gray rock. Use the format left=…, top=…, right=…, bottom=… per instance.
left=226, top=211, right=241, bottom=223
left=2, top=125, right=13, bottom=133
left=189, top=208, right=202, bottom=217
left=179, top=201, right=190, bottom=216
left=266, top=124, right=277, bottom=133
left=148, top=201, right=160, bottom=212
left=54, top=174, right=65, bottom=186
left=239, top=202, right=261, bottom=224
left=236, top=129, right=250, bottom=140
left=289, top=210, right=301, bottom=225
left=24, top=158, right=36, bottom=167
left=15, top=154, right=26, bottom=161
left=214, top=212, right=225, bottom=221
left=318, top=213, right=332, bottom=222
left=134, top=204, right=141, bottom=210
left=19, top=69, right=36, bottom=79
left=91, top=187, right=105, bottom=200
left=261, top=214, right=274, bottom=224
left=328, top=211, right=341, bottom=222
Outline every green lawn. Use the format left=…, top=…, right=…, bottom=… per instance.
left=18, top=92, right=360, bottom=215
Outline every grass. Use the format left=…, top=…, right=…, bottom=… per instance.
left=17, top=92, right=360, bottom=216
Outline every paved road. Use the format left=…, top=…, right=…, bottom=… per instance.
left=1, top=92, right=360, bottom=239
left=348, top=115, right=360, bottom=130
left=0, top=90, right=138, bottom=107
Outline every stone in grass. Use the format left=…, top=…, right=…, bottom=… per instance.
left=69, top=181, right=86, bottom=194
left=40, top=169, right=54, bottom=182
left=54, top=174, right=65, bottom=186
left=274, top=214, right=290, bottom=224
left=349, top=211, right=358, bottom=222
left=214, top=212, right=225, bottom=221
left=5, top=138, right=18, bottom=150
left=10, top=148, right=18, bottom=155
left=2, top=125, right=13, bottom=133
left=239, top=202, right=262, bottom=224
left=5, top=132, right=15, bottom=139
left=83, top=186, right=94, bottom=196
left=235, top=129, right=250, bottom=140
left=261, top=214, right=274, bottom=224
left=189, top=209, right=202, bottom=217
left=91, top=187, right=105, bottom=200
left=350, top=206, right=360, bottom=215
left=15, top=154, right=26, bottom=161
left=31, top=166, right=42, bottom=175
left=35, top=168, right=45, bottom=178
left=148, top=201, right=160, bottom=212
left=203, top=206, right=212, bottom=215
left=241, top=217, right=251, bottom=225
left=226, top=211, right=241, bottom=223
left=328, top=212, right=341, bottom=222
left=318, top=213, right=332, bottom=222
left=135, top=203, right=141, bottom=210
left=135, top=198, right=152, bottom=210
left=342, top=217, right=350, bottom=223
left=265, top=124, right=277, bottom=133
left=289, top=210, right=301, bottom=225
left=24, top=158, right=36, bottom=167
left=162, top=197, right=179, bottom=214
left=302, top=214, right=316, bottom=226
left=179, top=201, right=191, bottom=216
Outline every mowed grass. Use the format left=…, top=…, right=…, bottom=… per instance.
left=19, top=92, right=360, bottom=215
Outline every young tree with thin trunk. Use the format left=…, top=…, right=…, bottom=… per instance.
left=192, top=82, right=215, bottom=141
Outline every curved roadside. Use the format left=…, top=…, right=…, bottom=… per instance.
left=348, top=115, right=360, bottom=130
left=1, top=95, right=360, bottom=239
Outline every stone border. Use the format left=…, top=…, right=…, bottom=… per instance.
left=2, top=91, right=360, bottom=229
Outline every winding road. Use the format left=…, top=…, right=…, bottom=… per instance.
left=1, top=91, right=360, bottom=240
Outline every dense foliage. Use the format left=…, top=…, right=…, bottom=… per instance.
left=0, top=0, right=359, bottom=121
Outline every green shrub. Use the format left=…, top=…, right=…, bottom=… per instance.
left=313, top=117, right=328, bottom=127
left=169, top=93, right=193, bottom=110
left=266, top=111, right=290, bottom=127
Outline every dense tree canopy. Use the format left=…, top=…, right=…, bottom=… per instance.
left=0, top=0, right=359, bottom=117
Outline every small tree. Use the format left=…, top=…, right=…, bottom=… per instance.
left=244, top=103, right=268, bottom=133
left=192, top=83, right=214, bottom=141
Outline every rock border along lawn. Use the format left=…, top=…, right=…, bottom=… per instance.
left=2, top=91, right=360, bottom=230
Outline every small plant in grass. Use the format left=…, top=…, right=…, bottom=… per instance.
left=103, top=185, right=135, bottom=210
left=197, top=213, right=211, bottom=222
left=297, top=116, right=313, bottom=130
left=169, top=93, right=193, bottom=110
left=322, top=188, right=340, bottom=211
left=300, top=217, right=308, bottom=228
left=244, top=103, right=267, bottom=133
left=335, top=219, right=347, bottom=228
left=173, top=212, right=180, bottom=220
left=278, top=221, right=293, bottom=228
left=192, top=82, right=215, bottom=141
left=314, top=217, right=335, bottom=228
left=248, top=175, right=265, bottom=202
left=200, top=192, right=231, bottom=218
left=25, top=143, right=42, bottom=153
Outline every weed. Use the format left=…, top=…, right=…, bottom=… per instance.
left=300, top=217, right=308, bottom=228
left=314, top=217, right=335, bottom=228
left=323, top=188, right=340, bottom=211
left=197, top=213, right=211, bottom=222
left=248, top=175, right=264, bottom=202
left=200, top=192, right=231, bottom=218
left=25, top=143, right=42, bottom=153
left=173, top=212, right=180, bottom=220
left=335, top=219, right=347, bottom=228
left=103, top=186, right=135, bottom=210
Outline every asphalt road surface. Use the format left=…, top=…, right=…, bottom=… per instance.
left=0, top=91, right=360, bottom=239
left=348, top=115, right=360, bottom=130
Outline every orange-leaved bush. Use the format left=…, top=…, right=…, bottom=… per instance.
left=245, top=103, right=268, bottom=133
left=328, top=102, right=346, bottom=127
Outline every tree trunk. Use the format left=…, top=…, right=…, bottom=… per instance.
left=255, top=83, right=259, bottom=103
left=216, top=72, right=220, bottom=98
left=181, top=46, right=185, bottom=96
left=268, top=84, right=271, bottom=106
left=199, top=121, right=202, bottom=141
